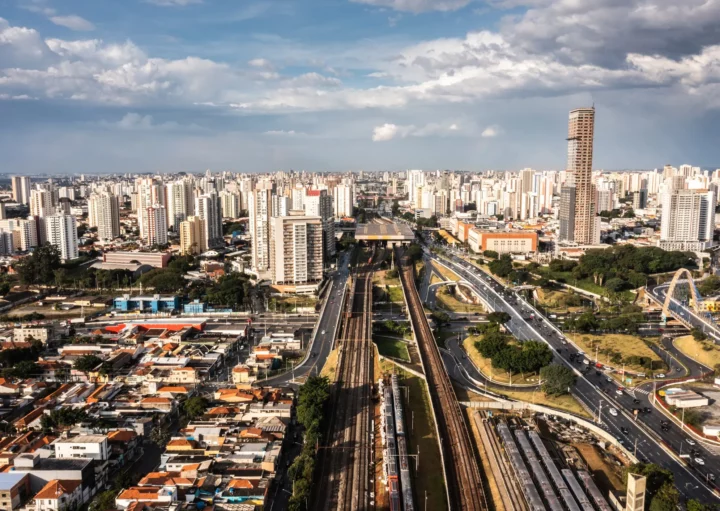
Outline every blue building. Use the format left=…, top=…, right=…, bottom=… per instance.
left=183, top=299, right=207, bottom=314
left=113, top=294, right=181, bottom=313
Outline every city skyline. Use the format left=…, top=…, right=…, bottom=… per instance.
left=1, top=0, right=720, bottom=173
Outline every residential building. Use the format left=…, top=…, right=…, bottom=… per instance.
left=269, top=215, right=323, bottom=285
left=11, top=176, right=31, bottom=205
left=54, top=435, right=109, bottom=461
left=0, top=231, right=13, bottom=255
left=144, top=205, right=167, bottom=246
left=333, top=183, right=354, bottom=217
left=559, top=185, right=576, bottom=243
left=304, top=189, right=335, bottom=258
left=659, top=189, right=714, bottom=251
left=44, top=214, right=78, bottom=262
left=14, top=326, right=53, bottom=344
left=88, top=192, right=120, bottom=241
left=0, top=473, right=30, bottom=511
left=166, top=179, right=193, bottom=231
left=632, top=189, right=648, bottom=210
left=249, top=186, right=273, bottom=275
left=219, top=190, right=240, bottom=219
left=30, top=189, right=55, bottom=218
left=195, top=191, right=223, bottom=249
left=34, top=480, right=84, bottom=511
left=564, top=107, right=598, bottom=244
left=179, top=216, right=207, bottom=255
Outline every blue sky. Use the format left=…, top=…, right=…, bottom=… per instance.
left=0, top=0, right=719, bottom=174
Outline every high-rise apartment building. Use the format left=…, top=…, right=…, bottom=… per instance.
left=269, top=215, right=323, bottom=286
left=271, top=195, right=291, bottom=217
left=179, top=216, right=207, bottom=255
left=30, top=188, right=55, bottom=218
left=659, top=189, right=714, bottom=252
left=11, top=176, right=31, bottom=205
left=144, top=205, right=168, bottom=246
left=166, top=179, right=193, bottom=231
left=219, top=190, right=240, bottom=219
left=45, top=214, right=78, bottom=262
left=559, top=185, right=576, bottom=243
left=88, top=192, right=120, bottom=241
left=333, top=184, right=354, bottom=218
left=564, top=107, right=598, bottom=244
left=632, top=189, right=648, bottom=210
left=136, top=178, right=165, bottom=240
left=304, top=190, right=335, bottom=258
left=249, top=186, right=273, bottom=275
left=195, top=191, right=223, bottom=248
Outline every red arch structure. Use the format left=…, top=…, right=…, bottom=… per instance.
left=662, top=268, right=702, bottom=319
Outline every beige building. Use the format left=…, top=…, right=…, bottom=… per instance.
left=567, top=107, right=598, bottom=244
left=179, top=216, right=207, bottom=255
left=625, top=474, right=646, bottom=511
left=270, top=215, right=323, bottom=285
left=14, top=326, right=53, bottom=344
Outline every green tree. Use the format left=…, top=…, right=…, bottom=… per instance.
left=540, top=364, right=576, bottom=396
left=149, top=426, right=171, bottom=447
left=14, top=244, right=62, bottom=286
left=430, top=311, right=450, bottom=326
left=489, top=254, right=513, bottom=278
left=182, top=396, right=209, bottom=419
left=483, top=250, right=499, bottom=259
left=89, top=490, right=119, bottom=511
left=74, top=355, right=103, bottom=373
left=6, top=360, right=40, bottom=378
left=649, top=482, right=679, bottom=511
left=692, top=328, right=708, bottom=341
left=487, top=311, right=511, bottom=324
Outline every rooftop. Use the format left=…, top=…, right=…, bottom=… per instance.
left=355, top=221, right=414, bottom=241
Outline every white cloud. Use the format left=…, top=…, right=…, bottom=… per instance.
left=102, top=112, right=203, bottom=131
left=481, top=126, right=500, bottom=137
left=264, top=130, right=298, bottom=136
left=145, top=0, right=202, bottom=6
left=49, top=15, right=95, bottom=31
left=248, top=58, right=274, bottom=69
left=0, top=93, right=36, bottom=100
left=351, top=0, right=473, bottom=13
left=372, top=121, right=463, bottom=141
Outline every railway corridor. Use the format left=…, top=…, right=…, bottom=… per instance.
left=397, top=248, right=489, bottom=511
left=315, top=254, right=375, bottom=511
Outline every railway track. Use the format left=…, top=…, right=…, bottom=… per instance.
left=314, top=250, right=379, bottom=511
left=397, top=248, right=489, bottom=511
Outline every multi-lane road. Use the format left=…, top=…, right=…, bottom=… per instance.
left=429, top=249, right=720, bottom=503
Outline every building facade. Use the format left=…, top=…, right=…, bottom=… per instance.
left=88, top=192, right=120, bottom=241
left=565, top=107, right=598, bottom=244
left=659, top=189, right=714, bottom=251
left=179, top=216, right=207, bottom=255
left=269, top=215, right=323, bottom=285
left=44, top=214, right=78, bottom=262
left=195, top=191, right=223, bottom=249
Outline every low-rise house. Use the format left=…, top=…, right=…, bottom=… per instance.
left=33, top=480, right=83, bottom=511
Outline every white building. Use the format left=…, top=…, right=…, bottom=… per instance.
left=195, top=191, right=223, bottom=248
left=659, top=189, right=714, bottom=251
left=54, top=435, right=109, bottom=461
left=88, top=191, right=120, bottom=241
left=144, top=205, right=168, bottom=246
left=304, top=189, right=335, bottom=258
left=165, top=179, right=193, bottom=231
left=270, top=215, right=323, bottom=286
left=219, top=190, right=240, bottom=219
left=11, top=176, right=31, bottom=205
left=45, top=214, right=78, bottom=261
left=333, top=183, right=354, bottom=218
left=249, top=186, right=273, bottom=275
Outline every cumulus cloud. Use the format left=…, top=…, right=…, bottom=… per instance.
left=351, top=0, right=473, bottom=13
left=263, top=130, right=299, bottom=136
left=372, top=121, right=464, bottom=141
left=481, top=126, right=500, bottom=137
left=145, top=0, right=202, bottom=6
left=49, top=15, right=95, bottom=31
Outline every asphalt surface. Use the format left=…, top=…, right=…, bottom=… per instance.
left=650, top=284, right=720, bottom=342
left=429, top=249, right=720, bottom=503
left=259, top=251, right=352, bottom=388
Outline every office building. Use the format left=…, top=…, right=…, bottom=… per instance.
left=659, top=189, right=714, bottom=252
left=249, top=187, right=273, bottom=275
left=304, top=189, right=336, bottom=258
left=179, top=216, right=207, bottom=255
left=564, top=107, right=598, bottom=244
left=195, top=191, right=223, bottom=248
left=144, top=205, right=168, bottom=246
left=44, top=214, right=78, bottom=262
left=270, top=215, right=323, bottom=286
left=11, top=176, right=31, bottom=205
left=88, top=192, right=120, bottom=241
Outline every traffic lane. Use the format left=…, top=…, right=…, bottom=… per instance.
left=662, top=337, right=712, bottom=376
left=436, top=254, right=720, bottom=501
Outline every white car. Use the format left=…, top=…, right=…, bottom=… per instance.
left=608, top=408, right=618, bottom=417
left=656, top=373, right=666, bottom=378
left=616, top=389, right=624, bottom=396
left=687, top=439, right=696, bottom=446
left=696, top=457, right=705, bottom=465
left=321, top=330, right=326, bottom=335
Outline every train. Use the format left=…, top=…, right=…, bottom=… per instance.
left=391, top=374, right=415, bottom=511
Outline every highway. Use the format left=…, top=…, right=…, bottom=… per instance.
left=259, top=251, right=352, bottom=388
left=650, top=284, right=720, bottom=342
left=428, top=249, right=720, bottom=504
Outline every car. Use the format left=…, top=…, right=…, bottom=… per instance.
left=696, top=457, right=705, bottom=465
left=321, top=330, right=326, bottom=335
left=621, top=427, right=629, bottom=435
left=595, top=370, right=601, bottom=376
left=709, top=474, right=716, bottom=482
left=608, top=408, right=618, bottom=416
left=616, top=389, right=624, bottom=396
left=660, top=420, right=669, bottom=426
left=687, top=439, right=696, bottom=446
left=606, top=377, right=613, bottom=383
left=561, top=339, right=567, bottom=345
left=633, top=399, right=641, bottom=404
left=643, top=407, right=652, bottom=413
left=656, top=373, right=666, bottom=378
left=676, top=367, right=682, bottom=372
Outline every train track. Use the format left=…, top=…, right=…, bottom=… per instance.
left=314, top=250, right=379, bottom=511
left=397, top=248, right=489, bottom=511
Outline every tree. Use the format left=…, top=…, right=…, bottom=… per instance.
left=406, top=243, right=423, bottom=263
left=487, top=311, right=511, bottom=324
left=489, top=254, right=513, bottom=278
left=483, top=250, right=499, bottom=259
left=692, top=328, right=708, bottom=341
left=206, top=273, right=252, bottom=309
left=139, top=269, right=186, bottom=294
left=649, top=482, right=679, bottom=511
left=540, top=364, right=576, bottom=396
left=89, top=490, right=119, bottom=511
left=0, top=282, right=10, bottom=296
left=14, top=244, right=62, bottom=286
left=699, top=275, right=720, bottom=296
left=430, top=311, right=450, bottom=326
left=182, top=396, right=209, bottom=419
left=5, top=360, right=40, bottom=379
left=624, top=208, right=636, bottom=218
left=149, top=426, right=171, bottom=447
left=73, top=355, right=103, bottom=373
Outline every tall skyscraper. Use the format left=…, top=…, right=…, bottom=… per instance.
left=88, top=192, right=120, bottom=241
left=179, top=216, right=207, bottom=255
left=144, top=205, right=168, bottom=246
left=166, top=179, right=193, bottom=231
left=270, top=215, right=323, bottom=285
left=195, top=191, right=223, bottom=248
left=659, top=189, right=714, bottom=252
left=565, top=107, right=598, bottom=244
left=136, top=178, right=165, bottom=239
left=45, top=214, right=78, bottom=262
left=11, top=176, right=31, bottom=205
left=304, top=189, right=336, bottom=258
left=249, top=186, right=273, bottom=275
